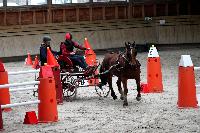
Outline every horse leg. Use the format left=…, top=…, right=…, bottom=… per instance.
left=108, top=75, right=117, bottom=100
left=135, top=78, right=141, bottom=101
left=122, top=78, right=128, bottom=106
left=116, top=78, right=124, bottom=100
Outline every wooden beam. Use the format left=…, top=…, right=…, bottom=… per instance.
left=33, top=10, right=36, bottom=24
left=142, top=5, right=144, bottom=17
left=165, top=3, right=168, bottom=16
left=115, top=6, right=118, bottom=19
left=102, top=6, right=105, bottom=20
left=76, top=7, right=79, bottom=22
left=153, top=4, right=156, bottom=17
left=89, top=7, right=92, bottom=21
left=47, top=0, right=52, bottom=23
left=19, top=10, right=21, bottom=25
left=3, top=0, right=7, bottom=7
left=176, top=2, right=179, bottom=16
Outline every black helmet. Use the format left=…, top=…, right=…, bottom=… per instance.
left=43, top=36, right=51, bottom=42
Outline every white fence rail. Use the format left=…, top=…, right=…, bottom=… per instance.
left=8, top=69, right=40, bottom=75
left=194, top=67, right=200, bottom=70
left=9, top=86, right=38, bottom=92
left=194, top=67, right=200, bottom=88
left=0, top=81, right=39, bottom=89
left=1, top=100, right=40, bottom=109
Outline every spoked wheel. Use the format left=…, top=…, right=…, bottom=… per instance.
left=62, top=78, right=79, bottom=101
left=95, top=83, right=110, bottom=98
left=33, top=76, right=39, bottom=97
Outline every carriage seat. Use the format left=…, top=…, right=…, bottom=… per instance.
left=57, top=55, right=75, bottom=72
left=57, top=55, right=98, bottom=76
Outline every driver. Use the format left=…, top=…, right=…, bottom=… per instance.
left=60, top=32, right=90, bottom=69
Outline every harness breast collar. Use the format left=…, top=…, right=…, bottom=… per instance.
left=114, top=51, right=139, bottom=72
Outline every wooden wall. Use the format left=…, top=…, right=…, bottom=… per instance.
left=0, top=0, right=199, bottom=26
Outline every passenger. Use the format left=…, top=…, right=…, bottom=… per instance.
left=59, top=32, right=90, bottom=69
left=39, top=36, right=58, bottom=66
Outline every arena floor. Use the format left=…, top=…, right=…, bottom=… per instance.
left=2, top=46, right=200, bottom=133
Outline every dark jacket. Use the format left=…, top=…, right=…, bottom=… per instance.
left=40, top=43, right=58, bottom=66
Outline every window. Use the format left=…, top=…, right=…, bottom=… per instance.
left=29, top=0, right=47, bottom=5
left=7, top=0, right=25, bottom=6
left=52, top=0, right=89, bottom=4
left=52, top=0, right=70, bottom=4
left=93, top=0, right=126, bottom=2
left=93, top=0, right=109, bottom=2
left=0, top=0, right=3, bottom=7
left=6, top=0, right=47, bottom=6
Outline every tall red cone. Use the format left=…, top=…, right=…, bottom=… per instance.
left=38, top=65, right=58, bottom=123
left=47, top=47, right=59, bottom=67
left=32, top=56, right=40, bottom=69
left=178, top=55, right=198, bottom=108
left=84, top=38, right=99, bottom=85
left=84, top=38, right=97, bottom=66
left=147, top=45, right=163, bottom=93
left=38, top=78, right=58, bottom=123
left=25, top=53, right=33, bottom=65
left=0, top=61, right=11, bottom=112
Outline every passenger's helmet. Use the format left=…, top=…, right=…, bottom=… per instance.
left=65, top=32, right=72, bottom=40
left=43, top=36, right=51, bottom=42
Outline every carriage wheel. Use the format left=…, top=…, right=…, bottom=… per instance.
left=62, top=79, right=78, bottom=100
left=95, top=83, right=110, bottom=98
left=33, top=76, right=39, bottom=97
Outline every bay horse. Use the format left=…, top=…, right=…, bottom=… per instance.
left=99, top=42, right=141, bottom=106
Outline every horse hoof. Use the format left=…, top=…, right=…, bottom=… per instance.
left=113, top=95, right=117, bottom=100
left=123, top=102, right=128, bottom=106
left=136, top=96, right=141, bottom=101
left=120, top=96, right=124, bottom=100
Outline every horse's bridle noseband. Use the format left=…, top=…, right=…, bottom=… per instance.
left=114, top=50, right=138, bottom=72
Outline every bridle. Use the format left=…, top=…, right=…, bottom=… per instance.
left=114, top=43, right=138, bottom=71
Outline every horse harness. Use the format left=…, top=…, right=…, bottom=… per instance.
left=114, top=51, right=141, bottom=72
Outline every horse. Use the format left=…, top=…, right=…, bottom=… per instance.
left=99, top=42, right=141, bottom=106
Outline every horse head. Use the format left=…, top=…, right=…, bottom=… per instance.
left=125, top=42, right=137, bottom=66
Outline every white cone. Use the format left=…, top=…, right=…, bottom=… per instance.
left=148, top=45, right=159, bottom=57
left=179, top=55, right=193, bottom=67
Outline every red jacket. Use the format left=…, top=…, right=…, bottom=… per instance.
left=60, top=40, right=86, bottom=56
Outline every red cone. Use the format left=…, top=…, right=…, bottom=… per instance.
left=140, top=83, right=149, bottom=93
left=23, top=111, right=38, bottom=124
left=47, top=47, right=59, bottom=67
left=84, top=38, right=97, bottom=66
left=25, top=53, right=33, bottom=65
left=178, top=55, right=198, bottom=108
left=32, top=56, right=40, bottom=69
left=0, top=59, right=5, bottom=72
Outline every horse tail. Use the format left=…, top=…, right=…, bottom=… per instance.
left=99, top=63, right=108, bottom=86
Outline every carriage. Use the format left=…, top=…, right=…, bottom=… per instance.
left=34, top=41, right=141, bottom=106
left=56, top=53, right=110, bottom=100
left=57, top=41, right=141, bottom=106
